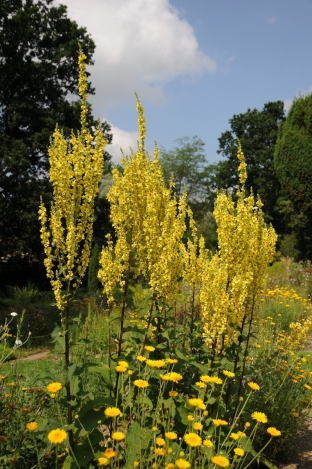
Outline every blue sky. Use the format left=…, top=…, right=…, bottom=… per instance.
left=59, top=0, right=312, bottom=164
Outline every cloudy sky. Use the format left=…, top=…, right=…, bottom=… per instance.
left=58, top=0, right=312, bottom=164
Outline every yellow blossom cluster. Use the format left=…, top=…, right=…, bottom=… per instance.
left=98, top=96, right=187, bottom=306
left=199, top=142, right=277, bottom=345
left=285, top=316, right=312, bottom=350
left=38, top=48, right=106, bottom=310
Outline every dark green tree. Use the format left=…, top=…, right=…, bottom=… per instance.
left=0, top=0, right=112, bottom=285
left=216, top=101, right=286, bottom=226
left=274, top=93, right=312, bottom=259
left=87, top=243, right=100, bottom=293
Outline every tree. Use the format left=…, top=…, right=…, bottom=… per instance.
left=216, top=101, right=286, bottom=227
left=160, top=136, right=207, bottom=202
left=0, top=0, right=112, bottom=285
left=274, top=93, right=312, bottom=259
left=160, top=136, right=218, bottom=248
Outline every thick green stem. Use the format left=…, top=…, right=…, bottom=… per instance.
left=225, top=313, right=247, bottom=408
left=114, top=257, right=132, bottom=399
left=141, top=294, right=156, bottom=353
left=232, top=298, right=256, bottom=419
left=64, top=293, right=74, bottom=449
left=190, top=286, right=196, bottom=350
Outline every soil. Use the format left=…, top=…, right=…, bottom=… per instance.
left=278, top=335, right=312, bottom=469
left=9, top=350, right=51, bottom=362
left=277, top=412, right=312, bottom=469
left=17, top=350, right=51, bottom=361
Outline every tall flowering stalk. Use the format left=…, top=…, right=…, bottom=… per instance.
left=98, top=96, right=187, bottom=362
left=38, top=48, right=106, bottom=446
left=199, top=142, right=277, bottom=348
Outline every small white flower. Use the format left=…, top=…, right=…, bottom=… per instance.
left=10, top=312, right=18, bottom=317
left=14, top=339, right=22, bottom=346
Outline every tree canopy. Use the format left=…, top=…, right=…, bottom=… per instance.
left=216, top=101, right=286, bottom=226
left=160, top=136, right=207, bottom=202
left=274, top=93, right=312, bottom=259
left=0, top=0, right=112, bottom=285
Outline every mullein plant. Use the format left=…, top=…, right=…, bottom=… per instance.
left=38, top=47, right=106, bottom=446
left=197, top=142, right=277, bottom=413
left=98, top=96, right=188, bottom=363
left=199, top=142, right=277, bottom=348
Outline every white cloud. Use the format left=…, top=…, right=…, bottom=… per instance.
left=283, top=98, right=293, bottom=112
left=57, top=0, right=216, bottom=117
left=283, top=85, right=312, bottom=112
left=106, top=121, right=139, bottom=164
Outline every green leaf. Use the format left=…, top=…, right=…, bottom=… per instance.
left=108, top=314, right=121, bottom=323
left=88, top=364, right=113, bottom=390
left=175, top=349, right=188, bottom=361
left=68, top=363, right=77, bottom=380
left=136, top=395, right=153, bottom=411
left=125, top=422, right=152, bottom=468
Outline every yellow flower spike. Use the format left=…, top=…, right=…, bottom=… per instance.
left=98, top=96, right=188, bottom=311
left=39, top=48, right=106, bottom=311
left=199, top=145, right=277, bottom=348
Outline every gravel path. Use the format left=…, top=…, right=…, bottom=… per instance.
left=278, top=335, right=312, bottom=469
left=10, top=350, right=51, bottom=362
left=278, top=412, right=312, bottom=469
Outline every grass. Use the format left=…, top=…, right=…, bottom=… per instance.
left=1, top=260, right=312, bottom=468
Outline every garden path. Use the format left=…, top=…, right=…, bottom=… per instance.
left=278, top=410, right=312, bottom=469
left=278, top=335, right=312, bottom=469
left=10, top=350, right=50, bottom=362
